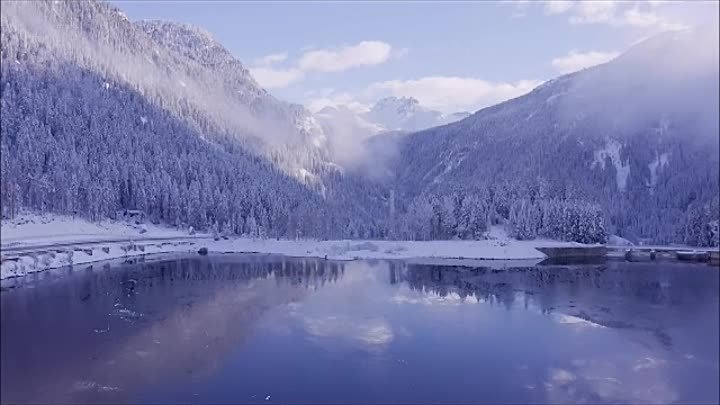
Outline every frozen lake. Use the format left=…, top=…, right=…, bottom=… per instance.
left=1, top=255, right=718, bottom=404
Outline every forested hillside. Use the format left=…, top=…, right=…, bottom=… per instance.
left=0, top=0, right=387, bottom=239
left=0, top=1, right=717, bottom=246
left=393, top=27, right=719, bottom=246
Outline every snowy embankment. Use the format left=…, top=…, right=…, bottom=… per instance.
left=1, top=215, right=581, bottom=280
left=1, top=213, right=193, bottom=247
left=1, top=214, right=209, bottom=279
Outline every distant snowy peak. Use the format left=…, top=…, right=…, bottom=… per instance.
left=316, top=97, right=470, bottom=141
left=370, top=96, right=423, bottom=117
left=365, top=97, right=437, bottom=132
left=317, top=106, right=384, bottom=133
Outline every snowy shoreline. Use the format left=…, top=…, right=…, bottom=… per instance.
left=1, top=236, right=570, bottom=280
left=1, top=214, right=584, bottom=280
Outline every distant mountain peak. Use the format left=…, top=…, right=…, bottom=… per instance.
left=371, top=96, right=423, bottom=115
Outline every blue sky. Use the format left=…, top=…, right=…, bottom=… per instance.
left=114, top=1, right=718, bottom=113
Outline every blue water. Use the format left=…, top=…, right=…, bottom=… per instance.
left=1, top=255, right=718, bottom=404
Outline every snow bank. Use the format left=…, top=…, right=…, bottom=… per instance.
left=206, top=237, right=558, bottom=262
left=1, top=213, right=193, bottom=246
left=608, top=234, right=634, bottom=246
left=1, top=222, right=582, bottom=280
left=1, top=241, right=199, bottom=279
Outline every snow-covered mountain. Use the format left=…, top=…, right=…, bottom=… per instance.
left=1, top=0, right=716, bottom=246
left=314, top=97, right=470, bottom=141
left=1, top=1, right=333, bottom=185
left=314, top=97, right=470, bottom=168
left=136, top=20, right=333, bottom=184
left=393, top=25, right=720, bottom=244
left=0, top=0, right=386, bottom=239
left=364, top=97, right=470, bottom=132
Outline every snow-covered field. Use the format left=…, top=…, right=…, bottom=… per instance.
left=1, top=213, right=195, bottom=246
left=1, top=214, right=582, bottom=280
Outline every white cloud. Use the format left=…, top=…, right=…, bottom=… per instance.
left=502, top=0, right=531, bottom=18
left=305, top=92, right=370, bottom=114
left=621, top=7, right=687, bottom=31
left=248, top=67, right=304, bottom=89
left=551, top=50, right=620, bottom=74
left=538, top=0, right=690, bottom=31
left=253, top=52, right=288, bottom=66
left=544, top=1, right=574, bottom=15
left=569, top=1, right=618, bottom=24
left=250, top=41, right=395, bottom=89
left=306, top=76, right=541, bottom=115
left=366, top=76, right=541, bottom=113
left=298, top=41, right=392, bottom=73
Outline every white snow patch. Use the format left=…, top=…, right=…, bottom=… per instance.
left=1, top=217, right=587, bottom=280
left=1, top=213, right=191, bottom=245
left=647, top=152, right=670, bottom=188
left=655, top=118, right=670, bottom=136
left=592, top=140, right=630, bottom=191
left=294, top=168, right=317, bottom=184
left=296, top=115, right=327, bottom=148
left=608, top=234, right=633, bottom=246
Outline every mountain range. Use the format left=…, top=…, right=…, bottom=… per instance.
left=0, top=0, right=717, bottom=246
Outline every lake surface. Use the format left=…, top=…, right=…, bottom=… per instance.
left=1, top=255, right=718, bottom=404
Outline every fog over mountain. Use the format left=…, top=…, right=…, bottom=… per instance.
left=393, top=25, right=719, bottom=244
left=313, top=97, right=469, bottom=174
left=0, top=0, right=717, bottom=246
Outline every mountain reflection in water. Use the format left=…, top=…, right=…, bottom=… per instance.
left=1, top=255, right=718, bottom=404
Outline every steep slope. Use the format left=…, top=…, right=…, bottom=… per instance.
left=137, top=20, right=333, bottom=182
left=0, top=0, right=385, bottom=239
left=0, top=1, right=333, bottom=184
left=394, top=26, right=720, bottom=244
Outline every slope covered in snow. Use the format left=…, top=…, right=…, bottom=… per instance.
left=1, top=213, right=196, bottom=246
left=1, top=0, right=716, bottom=249
left=393, top=26, right=720, bottom=244
left=0, top=0, right=388, bottom=241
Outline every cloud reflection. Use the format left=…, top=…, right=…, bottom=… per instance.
left=303, top=315, right=394, bottom=346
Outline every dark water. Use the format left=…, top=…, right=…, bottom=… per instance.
left=1, top=255, right=719, bottom=404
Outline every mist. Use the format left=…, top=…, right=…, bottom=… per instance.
left=1, top=1, right=319, bottom=164
left=557, top=24, right=720, bottom=144
left=314, top=106, right=402, bottom=182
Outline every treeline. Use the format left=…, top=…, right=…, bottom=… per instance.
left=507, top=199, right=606, bottom=244
left=681, top=196, right=720, bottom=247
left=387, top=188, right=608, bottom=243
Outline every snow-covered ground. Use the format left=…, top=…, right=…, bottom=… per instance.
left=1, top=213, right=195, bottom=247
left=1, top=215, right=583, bottom=280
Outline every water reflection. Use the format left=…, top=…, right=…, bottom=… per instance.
left=1, top=255, right=717, bottom=404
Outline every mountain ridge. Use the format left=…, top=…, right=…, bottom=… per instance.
left=392, top=26, right=719, bottom=244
